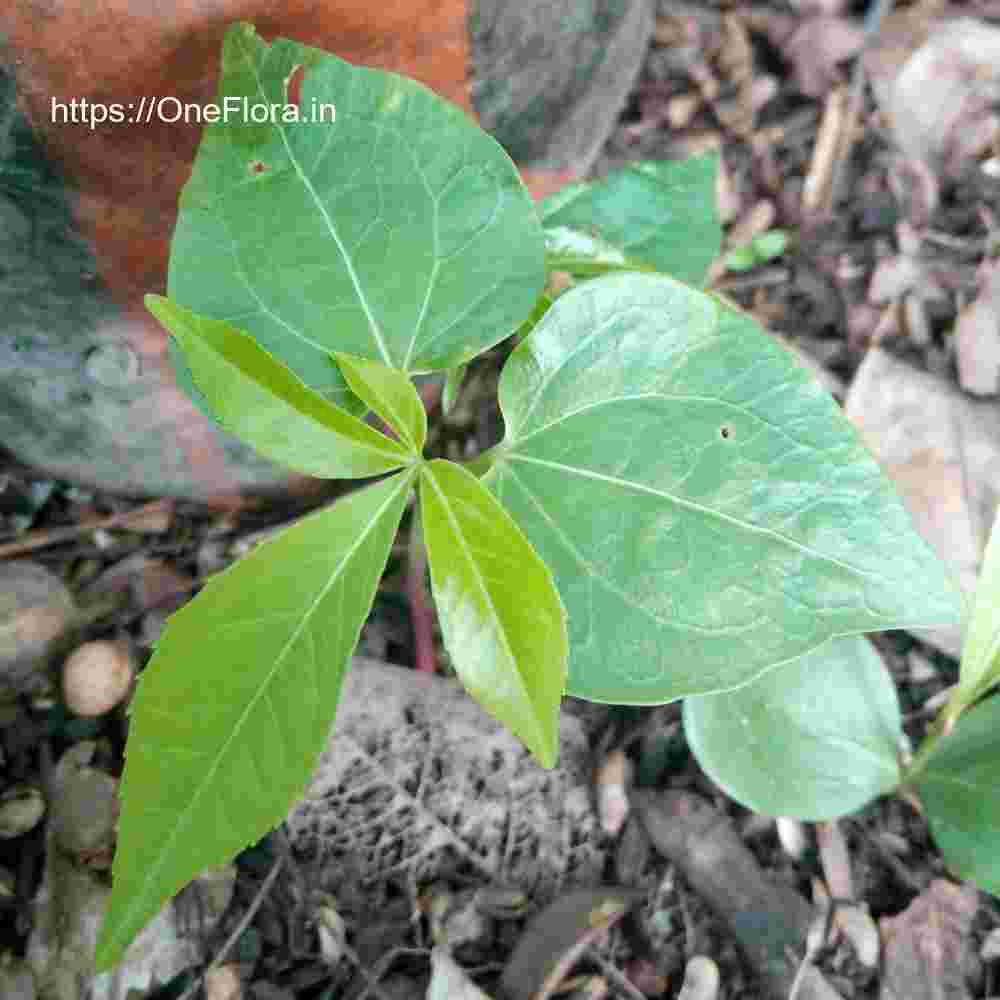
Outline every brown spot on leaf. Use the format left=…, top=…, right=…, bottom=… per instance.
left=286, top=63, right=305, bottom=109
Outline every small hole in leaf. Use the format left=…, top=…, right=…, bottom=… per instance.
left=249, top=160, right=268, bottom=175
left=285, top=64, right=305, bottom=109
left=720, top=425, right=733, bottom=440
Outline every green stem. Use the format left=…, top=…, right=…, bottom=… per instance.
left=902, top=693, right=965, bottom=783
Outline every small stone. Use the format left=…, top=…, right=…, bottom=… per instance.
left=49, top=742, right=118, bottom=864
left=0, top=561, right=76, bottom=700
left=908, top=650, right=938, bottom=683
left=0, top=959, right=36, bottom=1000
left=205, top=965, right=242, bottom=1000
left=83, top=342, right=140, bottom=388
left=677, top=956, right=720, bottom=1000
left=0, top=785, right=45, bottom=839
left=62, top=639, right=134, bottom=717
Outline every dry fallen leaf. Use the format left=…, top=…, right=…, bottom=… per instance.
left=845, top=348, right=1000, bottom=657
left=595, top=749, right=631, bottom=838
left=816, top=820, right=854, bottom=901
left=955, top=260, right=1000, bottom=396
left=676, top=955, right=720, bottom=1000
left=427, top=947, right=493, bottom=1000
left=871, top=16, right=1000, bottom=175
left=776, top=817, right=809, bottom=861
left=632, top=788, right=813, bottom=998
left=879, top=879, right=978, bottom=1000
left=499, top=888, right=646, bottom=1000
left=834, top=905, right=880, bottom=969
left=782, top=15, right=866, bottom=97
left=286, top=659, right=607, bottom=933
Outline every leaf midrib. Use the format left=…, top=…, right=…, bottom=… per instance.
left=422, top=465, right=540, bottom=734
left=503, top=452, right=895, bottom=591
left=237, top=32, right=392, bottom=366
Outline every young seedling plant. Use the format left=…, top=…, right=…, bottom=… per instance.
left=96, top=20, right=998, bottom=970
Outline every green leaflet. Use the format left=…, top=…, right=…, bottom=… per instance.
left=334, top=353, right=426, bottom=454
left=952, top=507, right=1000, bottom=715
left=487, top=273, right=963, bottom=703
left=684, top=637, right=904, bottom=820
left=539, top=155, right=722, bottom=287
left=912, top=696, right=1000, bottom=894
left=419, top=460, right=567, bottom=768
left=95, top=470, right=414, bottom=970
left=148, top=296, right=410, bottom=479
left=168, top=22, right=545, bottom=383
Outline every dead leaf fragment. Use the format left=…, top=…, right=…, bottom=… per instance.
left=955, top=260, right=1000, bottom=396
left=783, top=16, right=866, bottom=97
left=879, top=879, right=978, bottom=1000
left=428, top=947, right=492, bottom=1000
left=81, top=553, right=193, bottom=615
left=595, top=749, right=631, bottom=837
left=287, top=659, right=606, bottom=932
left=834, top=905, right=880, bottom=968
left=676, top=956, right=720, bottom=1000
left=874, top=17, right=1000, bottom=175
left=980, top=927, right=1000, bottom=962
left=315, top=904, right=346, bottom=967
left=816, top=821, right=854, bottom=900
left=845, top=348, right=1000, bottom=657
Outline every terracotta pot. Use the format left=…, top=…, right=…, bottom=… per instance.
left=0, top=1, right=468, bottom=504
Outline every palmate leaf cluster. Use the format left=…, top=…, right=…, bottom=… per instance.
left=96, top=20, right=992, bottom=971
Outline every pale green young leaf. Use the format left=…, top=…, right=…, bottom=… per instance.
left=544, top=226, right=655, bottom=278
left=334, top=352, right=426, bottom=454
left=514, top=293, right=554, bottom=343
left=684, top=637, right=903, bottom=820
left=419, top=460, right=567, bottom=768
left=488, top=273, right=963, bottom=703
left=539, top=155, right=722, bottom=287
left=95, top=470, right=414, bottom=970
left=169, top=22, right=545, bottom=382
left=752, top=229, right=789, bottom=261
left=911, top=696, right=1000, bottom=895
left=954, top=507, right=1000, bottom=709
left=147, top=296, right=410, bottom=479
